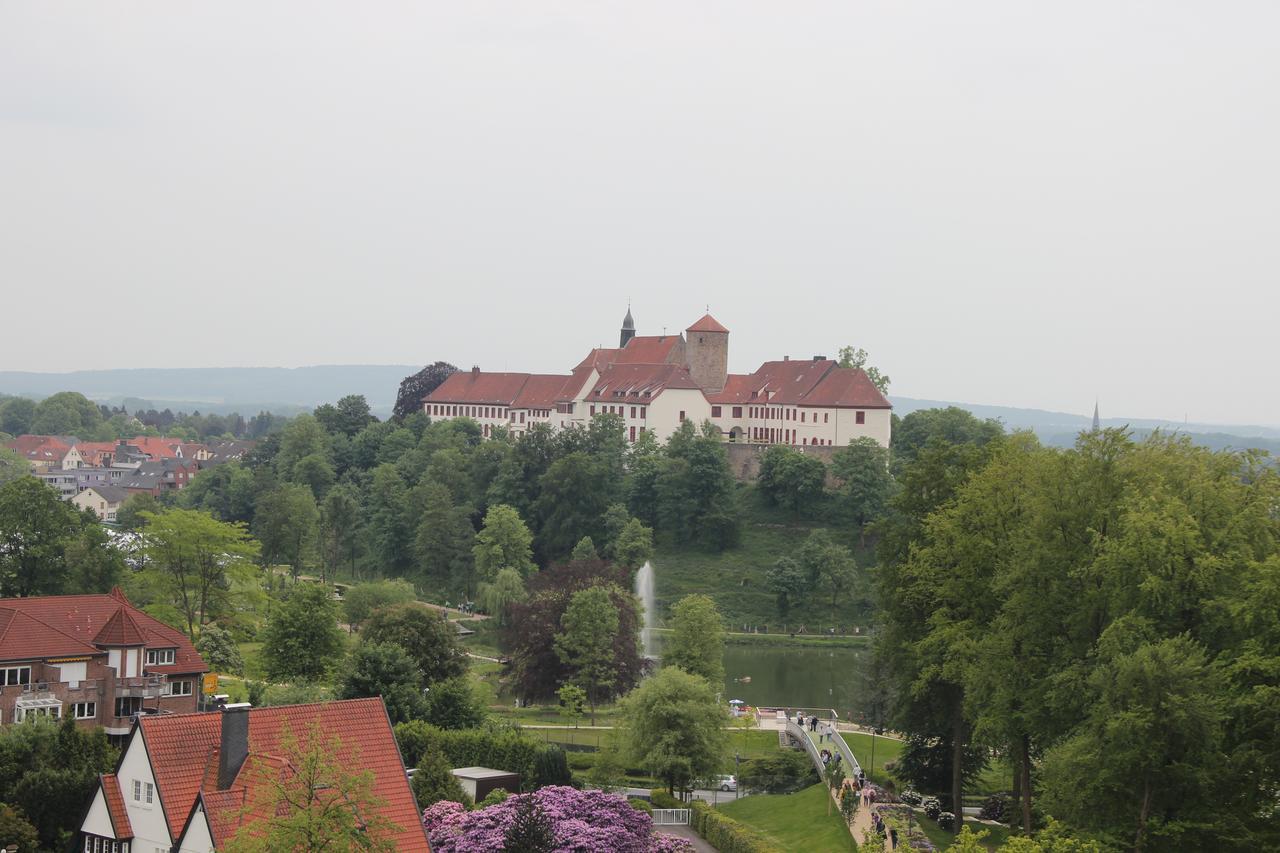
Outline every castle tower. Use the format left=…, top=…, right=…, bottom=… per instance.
left=620, top=306, right=636, bottom=348
left=685, top=313, right=729, bottom=393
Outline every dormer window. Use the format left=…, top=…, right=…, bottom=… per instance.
left=146, top=648, right=175, bottom=666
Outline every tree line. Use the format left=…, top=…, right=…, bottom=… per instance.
left=874, top=411, right=1280, bottom=850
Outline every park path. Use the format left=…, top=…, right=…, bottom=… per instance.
left=655, top=825, right=716, bottom=852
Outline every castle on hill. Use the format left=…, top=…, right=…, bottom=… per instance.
left=423, top=309, right=891, bottom=448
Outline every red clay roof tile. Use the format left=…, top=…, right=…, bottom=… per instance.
left=100, top=773, right=134, bottom=839
left=686, top=313, right=729, bottom=333
left=614, top=335, right=682, bottom=364
left=141, top=698, right=429, bottom=851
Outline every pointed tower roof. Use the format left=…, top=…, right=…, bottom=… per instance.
left=1092, top=401, right=1101, bottom=432
left=94, top=606, right=149, bottom=647
left=622, top=306, right=635, bottom=331
left=687, top=313, right=728, bottom=334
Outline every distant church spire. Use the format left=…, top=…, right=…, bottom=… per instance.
left=620, top=304, right=636, bottom=348
left=1092, top=401, right=1101, bottom=432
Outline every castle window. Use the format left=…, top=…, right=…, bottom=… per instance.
left=631, top=407, right=637, bottom=418
left=733, top=406, right=742, bottom=418
left=629, top=426, right=636, bottom=442
left=824, top=413, right=829, bottom=423
left=856, top=411, right=866, bottom=424
left=590, top=405, right=596, bottom=415
left=711, top=406, right=722, bottom=418
left=679, top=411, right=686, bottom=422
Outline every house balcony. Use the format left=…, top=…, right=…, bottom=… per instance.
left=115, top=674, right=166, bottom=699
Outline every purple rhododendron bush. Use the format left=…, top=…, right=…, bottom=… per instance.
left=421, top=786, right=694, bottom=852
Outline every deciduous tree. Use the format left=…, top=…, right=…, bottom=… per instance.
left=662, top=594, right=725, bottom=686
left=620, top=667, right=729, bottom=797
left=555, top=586, right=620, bottom=724
left=142, top=508, right=260, bottom=637
left=261, top=583, right=344, bottom=681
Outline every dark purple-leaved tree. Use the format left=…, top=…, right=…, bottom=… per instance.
left=393, top=361, right=458, bottom=420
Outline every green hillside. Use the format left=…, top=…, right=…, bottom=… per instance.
left=652, top=486, right=869, bottom=630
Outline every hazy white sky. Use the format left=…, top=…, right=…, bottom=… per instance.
left=2, top=2, right=1277, bottom=424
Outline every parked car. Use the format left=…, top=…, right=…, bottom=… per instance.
left=714, top=775, right=737, bottom=792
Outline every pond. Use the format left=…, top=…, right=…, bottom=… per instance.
left=720, top=644, right=869, bottom=714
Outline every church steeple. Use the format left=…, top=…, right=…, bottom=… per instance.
left=620, top=305, right=636, bottom=348
left=1092, top=401, right=1101, bottom=432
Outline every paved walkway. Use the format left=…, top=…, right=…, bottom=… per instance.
left=655, top=825, right=716, bottom=852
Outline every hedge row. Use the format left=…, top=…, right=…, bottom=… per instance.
left=689, top=800, right=784, bottom=853
left=395, top=721, right=572, bottom=789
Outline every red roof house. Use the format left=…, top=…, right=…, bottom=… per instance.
left=80, top=699, right=430, bottom=852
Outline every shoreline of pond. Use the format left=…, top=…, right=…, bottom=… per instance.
left=650, top=627, right=871, bottom=649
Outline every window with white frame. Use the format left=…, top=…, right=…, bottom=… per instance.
left=2, top=666, right=31, bottom=686
left=73, top=702, right=97, bottom=719
left=166, top=680, right=192, bottom=696
left=145, top=648, right=175, bottom=666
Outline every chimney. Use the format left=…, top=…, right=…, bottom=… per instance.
left=783, top=355, right=789, bottom=361
left=471, top=365, right=480, bottom=376
left=217, top=704, right=250, bottom=790
left=813, top=355, right=826, bottom=361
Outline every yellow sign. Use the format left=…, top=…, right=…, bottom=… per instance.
left=202, top=674, right=219, bottom=694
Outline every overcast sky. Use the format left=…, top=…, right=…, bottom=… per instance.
left=2, top=2, right=1277, bottom=424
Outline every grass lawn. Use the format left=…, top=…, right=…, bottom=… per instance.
left=719, top=783, right=857, bottom=852
left=841, top=731, right=904, bottom=780
left=913, top=815, right=1013, bottom=850
left=237, top=642, right=266, bottom=680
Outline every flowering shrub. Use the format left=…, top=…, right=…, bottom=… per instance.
left=978, top=793, right=1008, bottom=821
left=937, top=811, right=955, bottom=831
left=899, top=789, right=922, bottom=806
left=921, top=796, right=941, bottom=820
left=422, top=786, right=693, bottom=852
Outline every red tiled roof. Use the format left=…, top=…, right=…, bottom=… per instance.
left=614, top=335, right=682, bottom=365
left=74, top=441, right=118, bottom=466
left=687, top=313, right=729, bottom=334
left=128, top=437, right=180, bottom=459
left=100, top=773, right=134, bottom=839
left=512, top=374, right=571, bottom=411
left=0, top=608, right=101, bottom=660
left=573, top=348, right=620, bottom=372
left=425, top=371, right=531, bottom=406
left=143, top=713, right=222, bottom=840
left=707, top=360, right=891, bottom=409
left=142, top=699, right=429, bottom=851
left=94, top=607, right=149, bottom=646
left=584, top=363, right=705, bottom=403
left=800, top=366, right=892, bottom=408
left=0, top=593, right=207, bottom=672
left=4, top=435, right=70, bottom=462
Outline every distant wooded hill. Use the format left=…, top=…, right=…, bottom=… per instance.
left=2, top=366, right=1277, bottom=452
left=0, top=365, right=416, bottom=417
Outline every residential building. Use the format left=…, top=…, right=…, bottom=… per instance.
left=79, top=698, right=430, bottom=853
left=118, top=459, right=200, bottom=496
left=37, top=468, right=81, bottom=499
left=0, top=589, right=207, bottom=736
left=424, top=309, right=892, bottom=447
left=73, top=485, right=129, bottom=522
left=4, top=434, right=80, bottom=471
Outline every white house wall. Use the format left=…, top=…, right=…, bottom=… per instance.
left=81, top=786, right=116, bottom=839
left=176, top=804, right=215, bottom=853
left=115, top=729, right=172, bottom=852
left=645, top=389, right=712, bottom=441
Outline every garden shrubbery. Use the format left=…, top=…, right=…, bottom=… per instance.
left=736, top=751, right=817, bottom=794
left=979, top=793, right=1008, bottom=822
left=689, top=800, right=784, bottom=853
